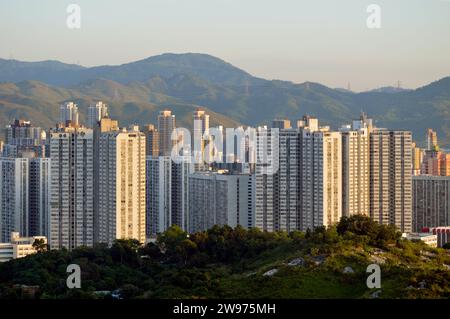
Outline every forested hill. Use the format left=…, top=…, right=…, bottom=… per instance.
left=0, top=216, right=449, bottom=299
left=1, top=53, right=450, bottom=146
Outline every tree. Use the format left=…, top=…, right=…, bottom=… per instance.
left=336, top=214, right=401, bottom=247
left=111, top=239, right=142, bottom=266
left=337, top=215, right=377, bottom=237
left=32, top=238, right=48, bottom=253
left=119, top=284, right=140, bottom=299
left=176, top=239, right=198, bottom=265
left=158, top=226, right=188, bottom=250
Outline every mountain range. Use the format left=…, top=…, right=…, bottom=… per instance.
left=1, top=53, right=450, bottom=146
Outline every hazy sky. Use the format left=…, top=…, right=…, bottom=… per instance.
left=0, top=0, right=449, bottom=91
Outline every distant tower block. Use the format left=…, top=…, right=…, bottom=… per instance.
left=158, top=110, right=176, bottom=156
left=426, top=128, right=438, bottom=151
left=88, top=101, right=108, bottom=128
left=59, top=102, right=79, bottom=127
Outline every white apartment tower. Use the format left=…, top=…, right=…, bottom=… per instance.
left=59, top=102, right=79, bottom=127
left=88, top=101, right=109, bottom=128
left=0, top=158, right=29, bottom=242
left=146, top=156, right=192, bottom=236
left=146, top=156, right=172, bottom=235
left=49, top=126, right=94, bottom=250
left=0, top=156, right=50, bottom=242
left=98, top=126, right=146, bottom=246
left=255, top=117, right=342, bottom=233
left=193, top=109, right=210, bottom=170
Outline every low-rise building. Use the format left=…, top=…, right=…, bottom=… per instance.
left=402, top=232, right=437, bottom=247
left=0, top=232, right=47, bottom=263
left=430, top=227, right=450, bottom=248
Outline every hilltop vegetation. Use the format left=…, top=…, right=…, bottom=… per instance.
left=0, top=216, right=449, bottom=299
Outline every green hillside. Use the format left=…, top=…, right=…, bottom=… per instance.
left=1, top=216, right=449, bottom=299
left=1, top=53, right=450, bottom=145
left=0, top=80, right=241, bottom=130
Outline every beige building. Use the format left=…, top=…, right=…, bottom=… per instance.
left=340, top=126, right=370, bottom=217
left=0, top=232, right=47, bottom=263
left=412, top=142, right=424, bottom=176
left=98, top=126, right=146, bottom=245
left=319, top=130, right=342, bottom=229
left=298, top=117, right=342, bottom=231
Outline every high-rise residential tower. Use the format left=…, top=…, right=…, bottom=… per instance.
left=254, top=126, right=279, bottom=232
left=426, top=128, right=438, bottom=151
left=3, top=119, right=47, bottom=158
left=0, top=158, right=29, bottom=242
left=146, top=156, right=172, bottom=235
left=87, top=101, right=109, bottom=128
left=0, top=156, right=51, bottom=242
left=143, top=124, right=160, bottom=157
left=193, top=109, right=210, bottom=170
left=299, top=128, right=342, bottom=231
left=255, top=117, right=342, bottom=232
left=4, top=119, right=44, bottom=146
left=369, top=129, right=412, bottom=233
left=59, top=102, right=79, bottom=127
left=189, top=171, right=255, bottom=233
left=413, top=175, right=450, bottom=232
left=412, top=142, right=424, bottom=176
left=98, top=126, right=146, bottom=246
left=157, top=110, right=176, bottom=156
left=92, top=117, right=119, bottom=243
left=49, top=125, right=94, bottom=250
left=28, top=157, right=51, bottom=237
left=278, top=127, right=300, bottom=232
left=340, top=125, right=370, bottom=217
left=146, top=155, right=192, bottom=236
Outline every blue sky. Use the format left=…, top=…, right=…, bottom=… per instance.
left=0, top=0, right=449, bottom=91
